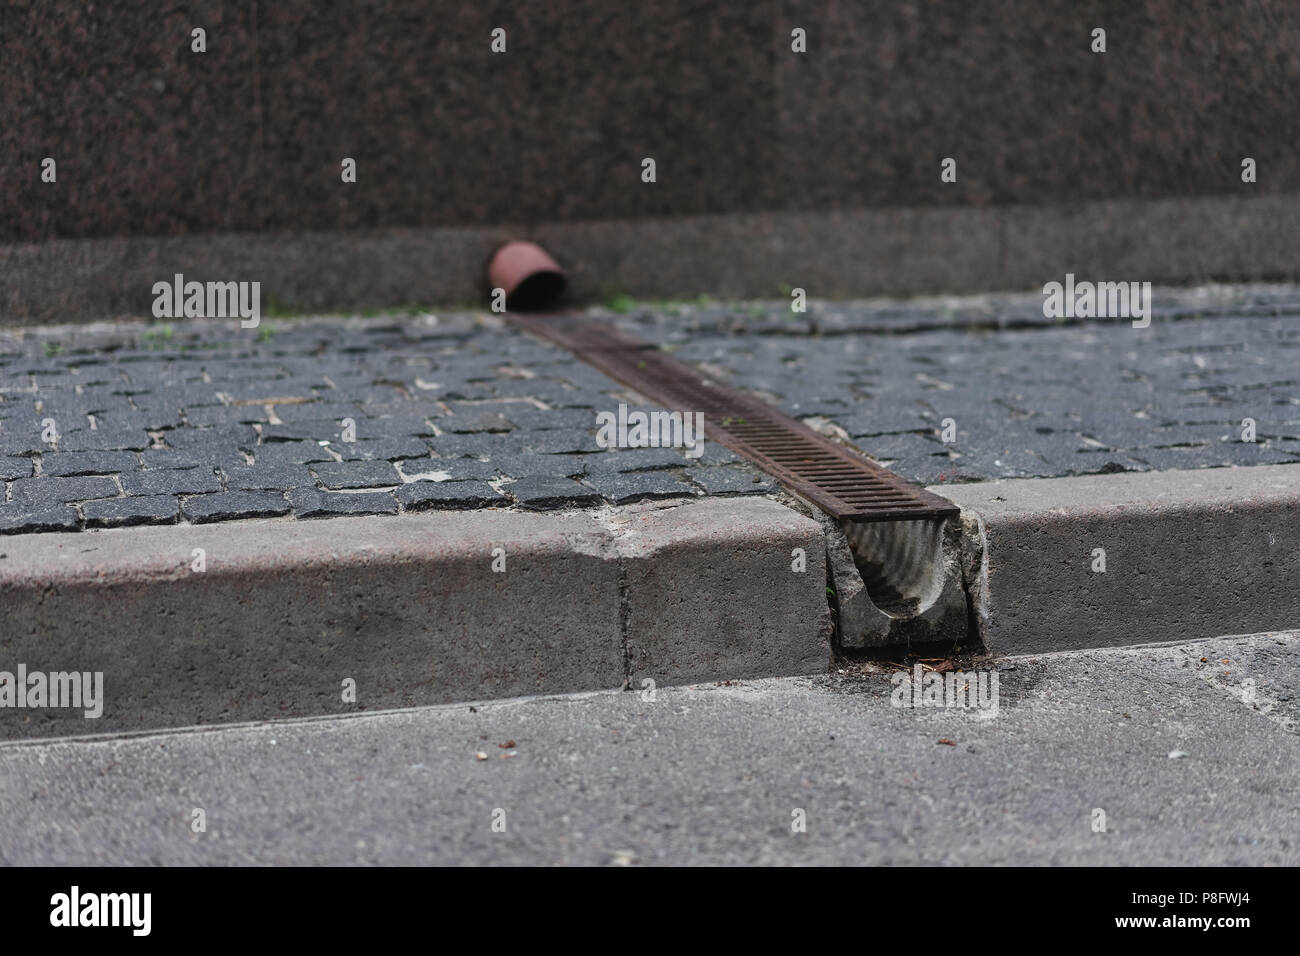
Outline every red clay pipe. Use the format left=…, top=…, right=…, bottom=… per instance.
left=487, top=240, right=567, bottom=311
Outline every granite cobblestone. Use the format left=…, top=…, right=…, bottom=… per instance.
left=1, top=313, right=773, bottom=534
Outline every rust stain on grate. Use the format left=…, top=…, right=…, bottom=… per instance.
left=508, top=313, right=958, bottom=523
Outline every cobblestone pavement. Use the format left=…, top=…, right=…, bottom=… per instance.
left=613, top=284, right=1300, bottom=485
left=0, top=314, right=769, bottom=535
left=3, top=284, right=1298, bottom=535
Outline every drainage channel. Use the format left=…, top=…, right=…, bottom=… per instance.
left=508, top=312, right=957, bottom=522
left=508, top=311, right=974, bottom=652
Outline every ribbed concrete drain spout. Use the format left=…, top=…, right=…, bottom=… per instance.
left=830, top=516, right=973, bottom=652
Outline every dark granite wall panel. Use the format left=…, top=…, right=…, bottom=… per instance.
left=3, top=0, right=780, bottom=240
left=778, top=0, right=1300, bottom=209
left=2, top=0, right=1297, bottom=243
left=2, top=1, right=262, bottom=239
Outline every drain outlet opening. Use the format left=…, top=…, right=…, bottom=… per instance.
left=842, top=518, right=947, bottom=620
left=507, top=271, right=567, bottom=311
left=831, top=513, right=974, bottom=653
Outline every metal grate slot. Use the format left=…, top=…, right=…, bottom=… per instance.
left=508, top=313, right=959, bottom=523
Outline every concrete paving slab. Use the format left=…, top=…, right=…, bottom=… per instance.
left=1, top=631, right=1294, bottom=865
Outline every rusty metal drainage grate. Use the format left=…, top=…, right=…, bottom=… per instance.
left=508, top=313, right=958, bottom=523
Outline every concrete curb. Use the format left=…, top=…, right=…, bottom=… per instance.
left=0, top=497, right=831, bottom=739
left=935, top=464, right=1300, bottom=654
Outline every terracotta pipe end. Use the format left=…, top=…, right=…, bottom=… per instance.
left=487, top=240, right=567, bottom=312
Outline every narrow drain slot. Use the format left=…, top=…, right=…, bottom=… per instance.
left=507, top=313, right=959, bottom=523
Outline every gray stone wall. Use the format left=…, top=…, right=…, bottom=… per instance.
left=3, top=1, right=1298, bottom=319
